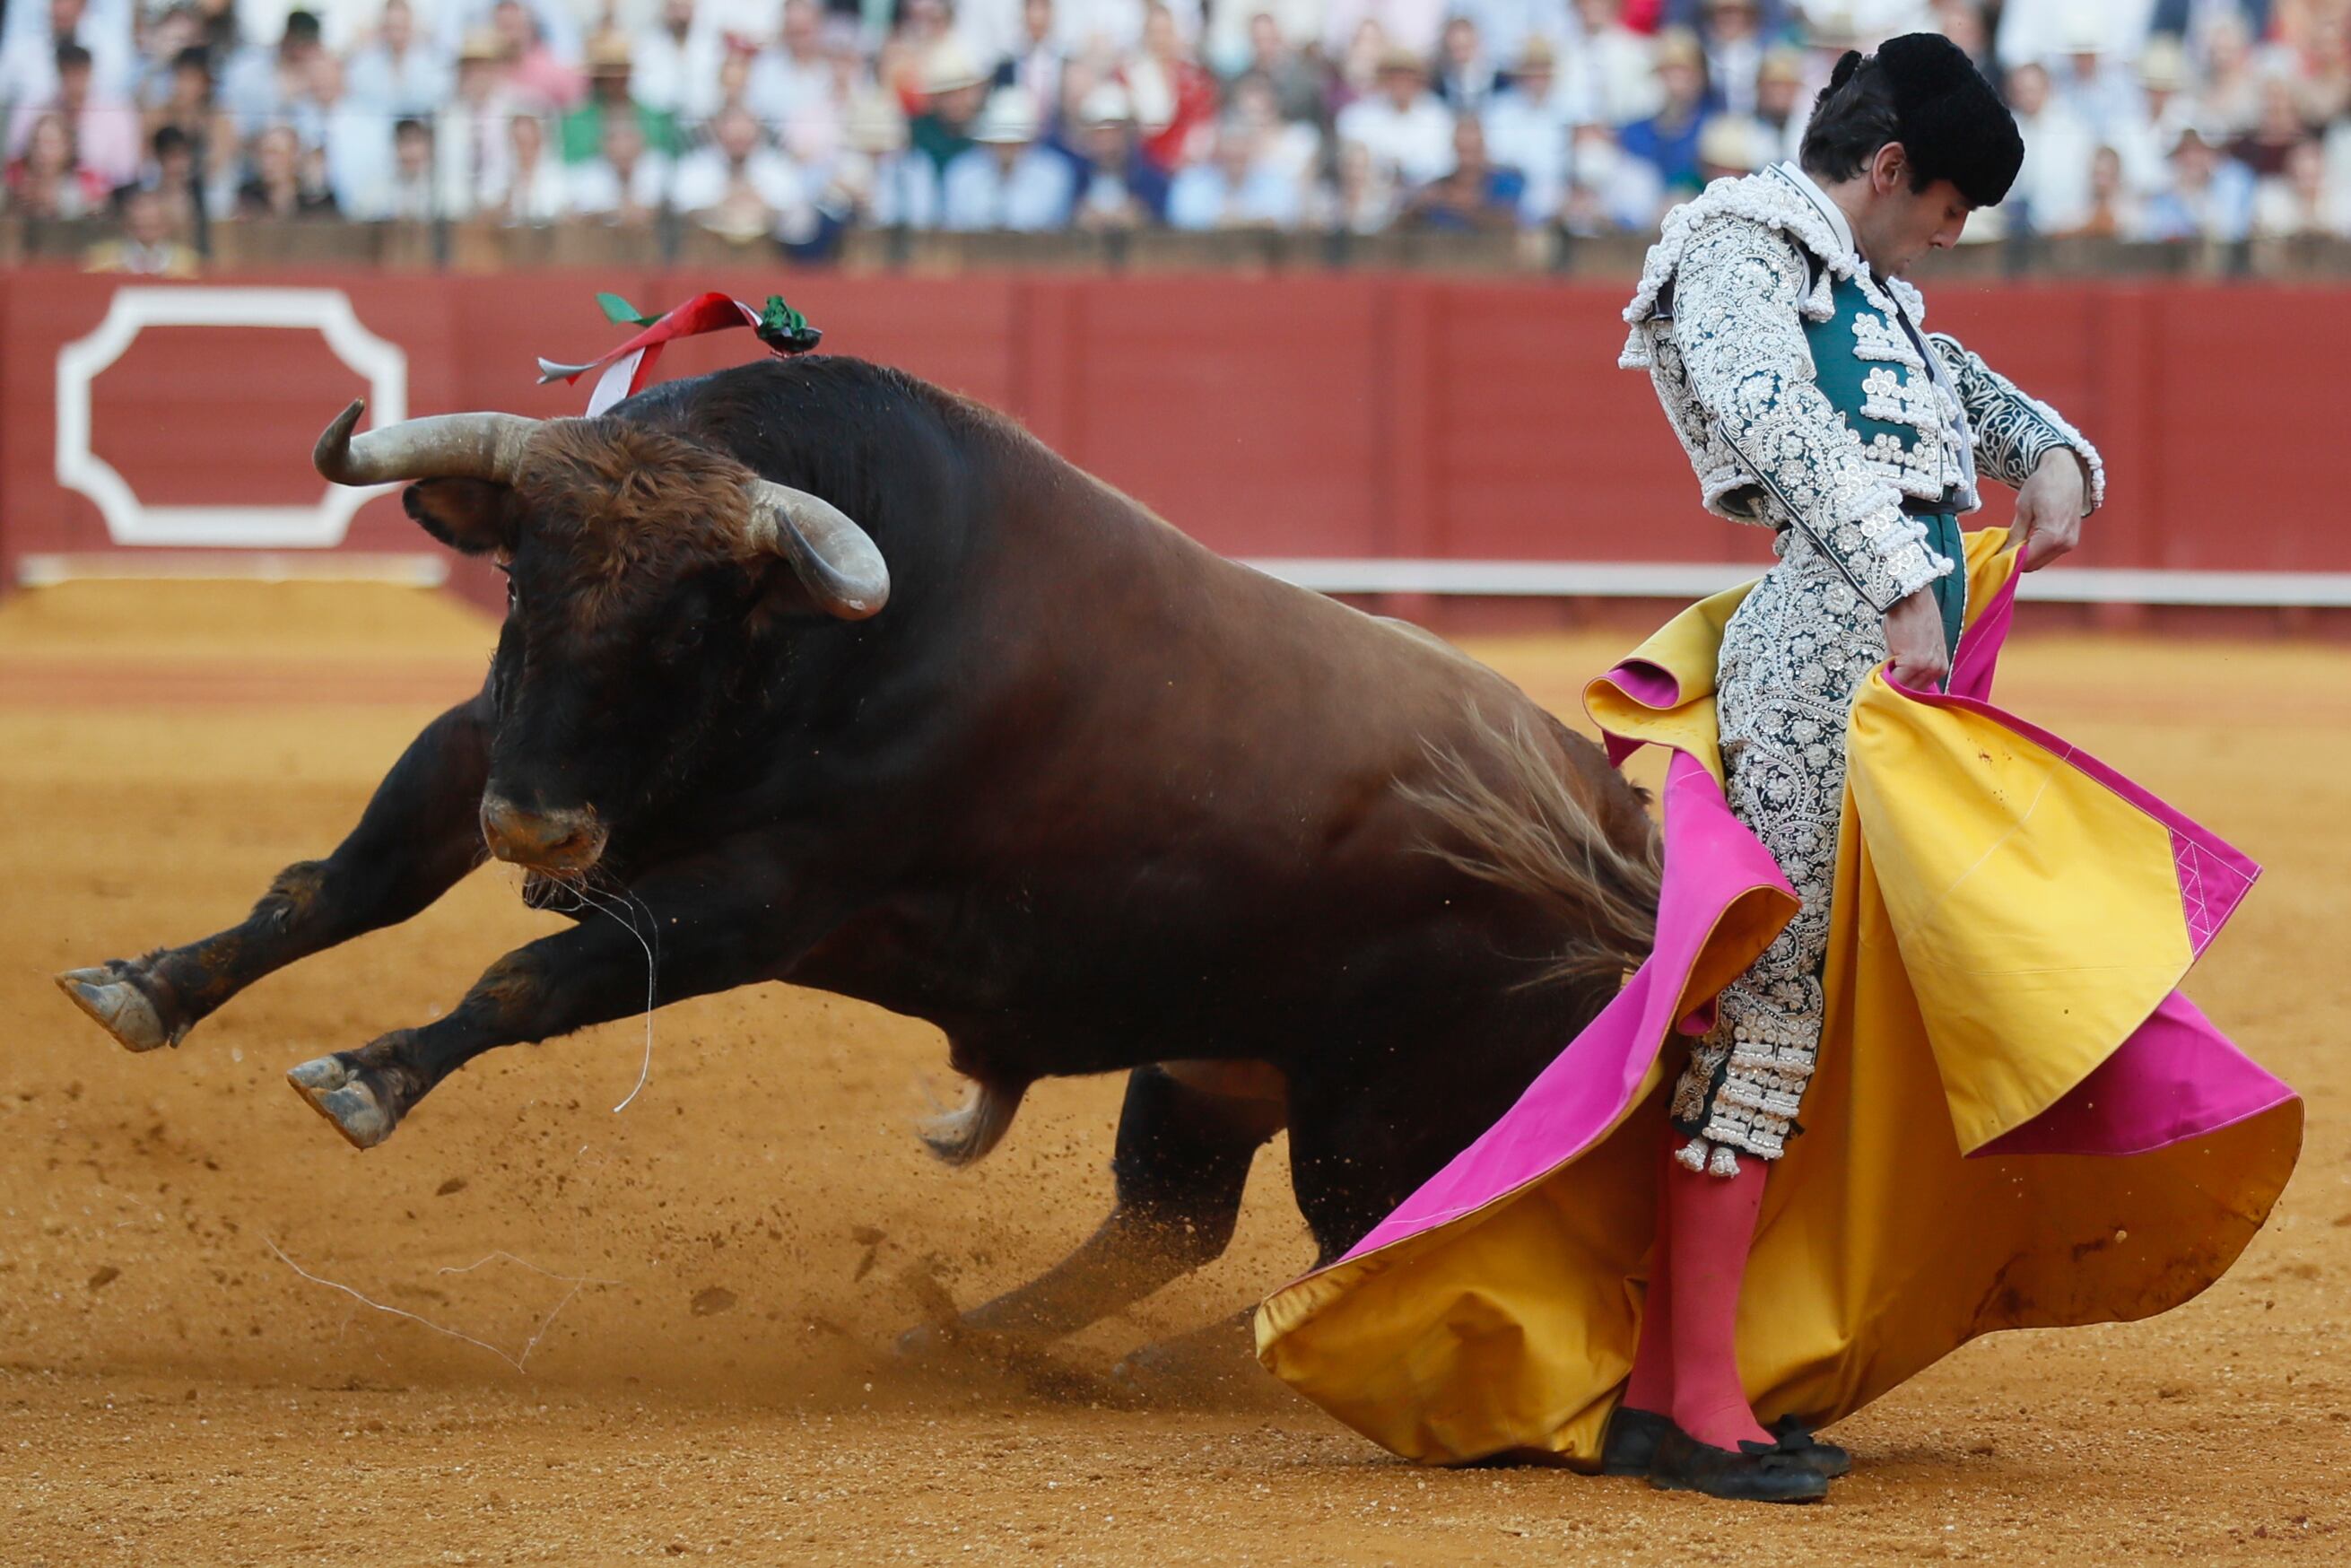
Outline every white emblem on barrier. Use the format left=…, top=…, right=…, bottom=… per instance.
left=54, top=287, right=409, bottom=548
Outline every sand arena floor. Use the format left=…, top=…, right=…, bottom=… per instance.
left=0, top=580, right=2344, bottom=1567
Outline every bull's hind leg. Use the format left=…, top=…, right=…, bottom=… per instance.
left=906, top=1062, right=1285, bottom=1358
left=57, top=694, right=492, bottom=1053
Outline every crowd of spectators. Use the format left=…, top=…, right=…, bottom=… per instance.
left=5, top=0, right=2351, bottom=270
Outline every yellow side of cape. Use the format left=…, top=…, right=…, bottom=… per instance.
left=1254, top=533, right=2301, bottom=1467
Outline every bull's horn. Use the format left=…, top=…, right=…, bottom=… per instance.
left=744, top=479, right=891, bottom=620
left=312, top=399, right=539, bottom=487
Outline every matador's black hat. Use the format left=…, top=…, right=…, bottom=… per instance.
left=1828, top=32, right=2024, bottom=208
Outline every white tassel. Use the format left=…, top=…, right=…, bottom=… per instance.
left=1674, top=1137, right=1712, bottom=1174
left=1708, top=1145, right=1743, bottom=1180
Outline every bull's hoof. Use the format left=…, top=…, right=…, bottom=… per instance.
left=287, top=1055, right=398, bottom=1150
left=55, top=967, right=179, bottom=1053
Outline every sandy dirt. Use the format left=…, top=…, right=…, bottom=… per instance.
left=1, top=580, right=2344, bottom=1566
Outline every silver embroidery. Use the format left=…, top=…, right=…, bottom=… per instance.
left=1927, top=332, right=2108, bottom=510
left=1669, top=527, right=1924, bottom=1172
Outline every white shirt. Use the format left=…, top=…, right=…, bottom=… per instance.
left=1335, top=91, right=1456, bottom=187
left=569, top=152, right=675, bottom=215
left=939, top=144, right=1075, bottom=231
left=672, top=143, right=802, bottom=214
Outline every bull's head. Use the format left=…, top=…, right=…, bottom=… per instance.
left=315, top=400, right=889, bottom=875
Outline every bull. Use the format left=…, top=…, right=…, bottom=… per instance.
left=56, top=357, right=1659, bottom=1376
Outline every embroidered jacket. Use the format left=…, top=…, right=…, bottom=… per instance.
left=1621, top=163, right=2104, bottom=614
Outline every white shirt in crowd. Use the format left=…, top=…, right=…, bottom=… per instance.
left=1323, top=0, right=1447, bottom=58
left=569, top=150, right=675, bottom=215
left=1167, top=158, right=1304, bottom=230
left=0, top=0, right=136, bottom=108
left=671, top=141, right=802, bottom=214
left=2012, top=97, right=2100, bottom=233
left=939, top=144, right=1075, bottom=231
left=1484, top=74, right=1588, bottom=224
left=1335, top=87, right=1457, bottom=187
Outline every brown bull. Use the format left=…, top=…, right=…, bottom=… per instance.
left=57, top=356, right=1658, bottom=1380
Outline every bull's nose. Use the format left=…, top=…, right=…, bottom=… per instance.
left=479, top=793, right=606, bottom=871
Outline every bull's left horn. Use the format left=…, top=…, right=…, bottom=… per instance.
left=744, top=479, right=891, bottom=620
left=313, top=400, right=539, bottom=487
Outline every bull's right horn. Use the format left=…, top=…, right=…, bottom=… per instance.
left=744, top=479, right=891, bottom=621
left=312, top=400, right=539, bottom=487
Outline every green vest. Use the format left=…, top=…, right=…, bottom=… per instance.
left=1801, top=272, right=1967, bottom=658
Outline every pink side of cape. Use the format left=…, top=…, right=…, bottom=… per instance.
left=1334, top=567, right=2287, bottom=1267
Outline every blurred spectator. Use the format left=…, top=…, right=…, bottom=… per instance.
left=2253, top=135, right=2351, bottom=235
left=1483, top=38, right=1580, bottom=222
left=1564, top=0, right=1662, bottom=127
left=482, top=108, right=566, bottom=223
left=84, top=183, right=199, bottom=272
left=1435, top=16, right=1500, bottom=116
left=1324, top=0, right=1447, bottom=60
left=2063, top=143, right=2144, bottom=238
left=1752, top=45, right=1805, bottom=161
left=1129, top=3, right=1219, bottom=173
left=1324, top=135, right=1399, bottom=232
left=2, top=0, right=135, bottom=109
left=377, top=116, right=440, bottom=222
left=221, top=9, right=325, bottom=135
left=2232, top=72, right=2316, bottom=176
left=1698, top=0, right=1768, bottom=119
left=1562, top=118, right=1661, bottom=231
left=569, top=109, right=672, bottom=224
left=1069, top=81, right=1168, bottom=229
left=10, top=39, right=139, bottom=186
left=2143, top=123, right=2256, bottom=241
left=1336, top=46, right=1453, bottom=186
left=1618, top=27, right=1707, bottom=196
left=561, top=30, right=678, bottom=164
left=942, top=84, right=1075, bottom=228
left=236, top=121, right=338, bottom=217
left=1233, top=10, right=1324, bottom=124
left=308, top=50, right=395, bottom=219
left=742, top=0, right=836, bottom=161
left=1168, top=112, right=1302, bottom=227
left=1227, top=69, right=1319, bottom=182
left=136, top=122, right=206, bottom=240
left=1995, top=0, right=2159, bottom=75
left=2007, top=60, right=2098, bottom=234
left=5, top=109, right=108, bottom=216
left=2112, top=33, right=2196, bottom=194
left=674, top=101, right=807, bottom=240
left=435, top=29, right=514, bottom=218
left=910, top=38, right=989, bottom=180
left=1694, top=111, right=1774, bottom=182
left=2192, top=11, right=2267, bottom=136
left=2293, top=7, right=2351, bottom=125
left=490, top=0, right=585, bottom=111
left=346, top=0, right=451, bottom=121
left=1001, top=0, right=1067, bottom=115
left=631, top=0, right=720, bottom=122
left=1401, top=114, right=1522, bottom=230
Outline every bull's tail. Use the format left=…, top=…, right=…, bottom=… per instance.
left=1399, top=709, right=1662, bottom=991
left=917, top=1075, right=1028, bottom=1168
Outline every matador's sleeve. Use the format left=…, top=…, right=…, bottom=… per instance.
left=1671, top=220, right=1951, bottom=614
left=1925, top=332, right=2106, bottom=512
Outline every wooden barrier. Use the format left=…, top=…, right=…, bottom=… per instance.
left=4, top=266, right=2346, bottom=623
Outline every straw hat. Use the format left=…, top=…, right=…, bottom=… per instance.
left=586, top=30, right=632, bottom=75
left=920, top=38, right=988, bottom=96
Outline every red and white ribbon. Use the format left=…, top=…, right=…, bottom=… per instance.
left=536, top=292, right=771, bottom=416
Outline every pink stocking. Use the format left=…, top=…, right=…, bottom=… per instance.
left=1620, top=1136, right=1678, bottom=1414
left=1664, top=1150, right=1773, bottom=1450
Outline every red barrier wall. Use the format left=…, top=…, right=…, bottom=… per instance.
left=2, top=269, right=2343, bottom=590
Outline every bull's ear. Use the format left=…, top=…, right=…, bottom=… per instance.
left=402, top=478, right=517, bottom=555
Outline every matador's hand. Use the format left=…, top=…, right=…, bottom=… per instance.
left=1883, top=590, right=1951, bottom=691
left=2012, top=449, right=2090, bottom=571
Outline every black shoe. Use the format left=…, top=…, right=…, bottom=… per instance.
left=1769, top=1416, right=1851, bottom=1479
left=1646, top=1426, right=1831, bottom=1503
left=1599, top=1406, right=1676, bottom=1477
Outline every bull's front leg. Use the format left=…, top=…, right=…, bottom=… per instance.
left=283, top=849, right=820, bottom=1149
left=57, top=693, right=494, bottom=1054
